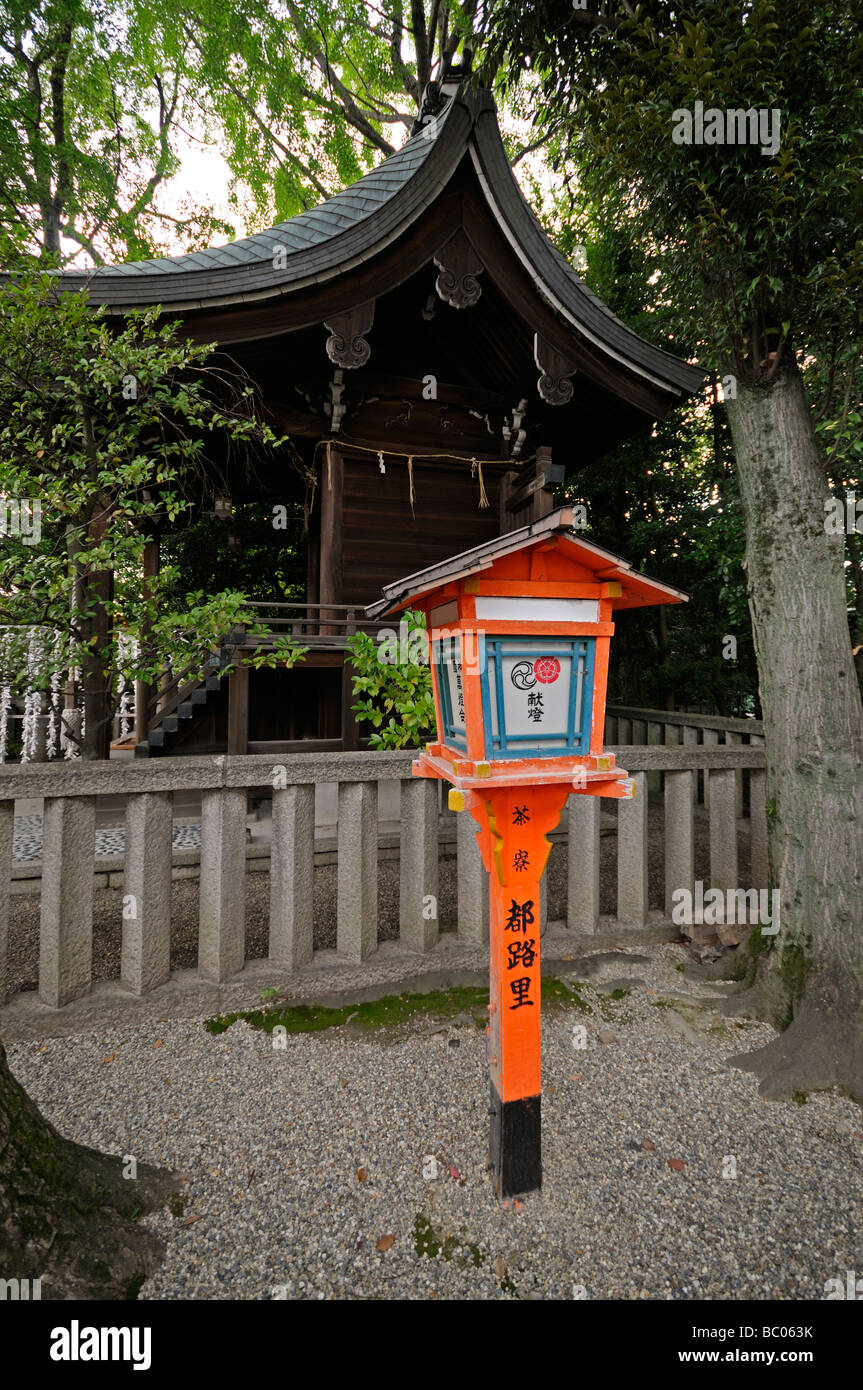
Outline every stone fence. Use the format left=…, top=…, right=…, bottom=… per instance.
left=607, top=705, right=763, bottom=812
left=0, top=733, right=767, bottom=1012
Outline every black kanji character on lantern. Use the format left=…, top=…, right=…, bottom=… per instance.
left=507, top=938, right=536, bottom=971
left=527, top=690, right=544, bottom=723
left=513, top=849, right=530, bottom=872
left=509, top=976, right=534, bottom=1009
left=512, top=805, right=530, bottom=826
left=504, top=899, right=535, bottom=933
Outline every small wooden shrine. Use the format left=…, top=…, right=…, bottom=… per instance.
left=58, top=69, right=702, bottom=756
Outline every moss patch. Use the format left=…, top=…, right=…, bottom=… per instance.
left=729, top=925, right=776, bottom=986
left=413, top=1213, right=483, bottom=1269
left=205, top=985, right=490, bottom=1037
left=779, top=940, right=812, bottom=1028
left=206, top=976, right=600, bottom=1038
left=542, top=976, right=591, bottom=1011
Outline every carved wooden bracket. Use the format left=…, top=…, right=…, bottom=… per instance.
left=323, top=369, right=346, bottom=433
left=502, top=397, right=528, bottom=457
left=434, top=229, right=484, bottom=309
left=534, top=333, right=578, bottom=405
left=324, top=300, right=375, bottom=368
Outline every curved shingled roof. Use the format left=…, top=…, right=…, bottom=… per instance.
left=53, top=91, right=473, bottom=309
left=53, top=82, right=704, bottom=401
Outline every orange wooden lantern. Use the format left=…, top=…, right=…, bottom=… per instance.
left=367, top=508, right=687, bottom=1198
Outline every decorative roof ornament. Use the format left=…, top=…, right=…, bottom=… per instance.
left=324, top=300, right=375, bottom=369
left=534, top=333, right=578, bottom=406
left=434, top=228, right=484, bottom=308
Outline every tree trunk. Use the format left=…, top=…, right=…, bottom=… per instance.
left=0, top=1036, right=180, bottom=1298
left=722, top=359, right=863, bottom=1100
left=81, top=561, right=114, bottom=761
left=845, top=528, right=863, bottom=694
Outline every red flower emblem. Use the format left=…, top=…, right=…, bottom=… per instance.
left=533, top=656, right=561, bottom=684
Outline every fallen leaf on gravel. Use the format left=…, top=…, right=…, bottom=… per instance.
left=569, top=1074, right=583, bottom=1081
left=448, top=1164, right=460, bottom=1180
left=546, top=1083, right=556, bottom=1096
left=340, top=1078, right=348, bottom=1088
left=376, top=1235, right=395, bottom=1251
left=493, top=1256, right=506, bottom=1278
left=103, top=1053, right=115, bottom=1065
left=180, top=1215, right=203, bottom=1228
left=668, top=1158, right=685, bottom=1172
left=356, top=1168, right=367, bottom=1182
left=153, top=1039, right=163, bottom=1049
left=39, top=1045, right=48, bottom=1053
left=641, top=1140, right=656, bottom=1151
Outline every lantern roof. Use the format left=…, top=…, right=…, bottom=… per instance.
left=365, top=506, right=689, bottom=617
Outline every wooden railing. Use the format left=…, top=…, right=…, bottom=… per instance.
left=241, top=601, right=392, bottom=645
left=143, top=603, right=394, bottom=732
left=0, top=734, right=767, bottom=1010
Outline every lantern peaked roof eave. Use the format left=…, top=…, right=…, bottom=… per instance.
left=365, top=506, right=690, bottom=618
left=44, top=83, right=705, bottom=407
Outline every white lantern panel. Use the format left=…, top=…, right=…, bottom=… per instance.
left=475, top=597, right=599, bottom=623
left=484, top=637, right=593, bottom=758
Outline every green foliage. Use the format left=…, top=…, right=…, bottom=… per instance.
left=346, top=609, right=436, bottom=749
left=482, top=2, right=863, bottom=384
left=1, top=2, right=558, bottom=265
left=479, top=0, right=863, bottom=705
left=172, top=0, right=422, bottom=224
left=0, top=0, right=236, bottom=263
left=0, top=1, right=490, bottom=262
left=0, top=271, right=305, bottom=751
left=543, top=160, right=756, bottom=711
left=159, top=505, right=308, bottom=607
left=560, top=389, right=758, bottom=714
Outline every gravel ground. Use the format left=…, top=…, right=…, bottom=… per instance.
left=7, top=942, right=861, bottom=1301
left=5, top=802, right=749, bottom=995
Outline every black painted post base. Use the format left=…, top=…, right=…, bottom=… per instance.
left=489, top=1084, right=542, bottom=1199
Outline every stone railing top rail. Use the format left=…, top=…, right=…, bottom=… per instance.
left=0, top=743, right=764, bottom=799
left=608, top=705, right=762, bottom=736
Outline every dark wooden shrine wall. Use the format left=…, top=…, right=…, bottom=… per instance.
left=168, top=664, right=343, bottom=753
left=249, top=665, right=342, bottom=742
left=341, top=454, right=503, bottom=606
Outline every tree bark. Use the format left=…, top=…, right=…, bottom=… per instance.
left=0, top=1036, right=180, bottom=1299
left=722, top=359, right=863, bottom=1100
left=81, top=559, right=114, bottom=761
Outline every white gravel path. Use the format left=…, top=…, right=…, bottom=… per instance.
left=7, top=944, right=862, bottom=1301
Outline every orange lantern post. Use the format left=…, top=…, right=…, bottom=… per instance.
left=367, top=508, right=687, bottom=1198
